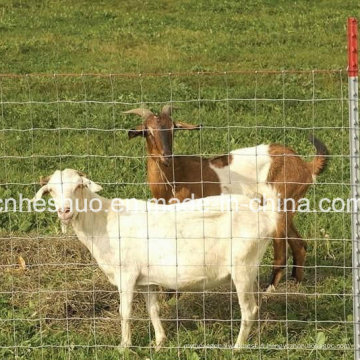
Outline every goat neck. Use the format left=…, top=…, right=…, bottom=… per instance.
left=146, top=153, right=176, bottom=201
left=71, top=187, right=112, bottom=249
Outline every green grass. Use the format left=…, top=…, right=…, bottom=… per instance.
left=0, top=0, right=358, bottom=359
left=0, top=0, right=359, bottom=73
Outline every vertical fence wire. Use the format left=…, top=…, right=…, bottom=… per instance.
left=0, top=70, right=354, bottom=359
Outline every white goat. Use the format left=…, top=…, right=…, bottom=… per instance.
left=34, top=169, right=279, bottom=350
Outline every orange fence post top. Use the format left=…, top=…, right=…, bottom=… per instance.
left=348, top=17, right=358, bottom=77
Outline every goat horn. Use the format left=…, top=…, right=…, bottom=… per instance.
left=161, top=105, right=175, bottom=117
left=123, top=108, right=154, bottom=119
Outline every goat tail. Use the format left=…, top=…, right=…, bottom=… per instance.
left=307, top=135, right=328, bottom=176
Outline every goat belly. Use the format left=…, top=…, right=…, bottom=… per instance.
left=136, top=264, right=231, bottom=291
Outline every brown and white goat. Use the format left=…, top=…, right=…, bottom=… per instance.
left=125, top=106, right=328, bottom=289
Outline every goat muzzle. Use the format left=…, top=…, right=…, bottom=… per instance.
left=160, top=155, right=171, bottom=167
left=57, top=207, right=73, bottom=223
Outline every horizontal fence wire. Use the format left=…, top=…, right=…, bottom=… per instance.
left=0, top=69, right=345, bottom=78
left=0, top=70, right=354, bottom=359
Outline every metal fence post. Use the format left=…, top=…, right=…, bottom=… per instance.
left=348, top=16, right=360, bottom=360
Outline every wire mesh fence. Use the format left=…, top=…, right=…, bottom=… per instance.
left=0, top=69, right=355, bottom=359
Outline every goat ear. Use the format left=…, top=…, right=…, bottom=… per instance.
left=32, top=185, right=49, bottom=201
left=161, top=105, right=177, bottom=117
left=39, top=176, right=50, bottom=186
left=32, top=175, right=50, bottom=201
left=128, top=124, right=147, bottom=139
left=81, top=177, right=103, bottom=193
left=174, top=122, right=202, bottom=130
left=76, top=171, right=87, bottom=177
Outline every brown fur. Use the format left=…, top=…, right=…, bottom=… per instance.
left=210, top=154, right=233, bottom=169
left=267, top=142, right=327, bottom=287
left=126, top=106, right=221, bottom=201
left=147, top=155, right=221, bottom=202
left=126, top=106, right=328, bottom=288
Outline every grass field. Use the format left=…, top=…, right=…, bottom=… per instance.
left=0, top=0, right=359, bottom=359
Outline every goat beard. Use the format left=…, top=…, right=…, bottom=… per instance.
left=61, top=222, right=68, bottom=234
left=60, top=211, right=79, bottom=234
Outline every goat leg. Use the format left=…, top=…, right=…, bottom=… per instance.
left=143, top=286, right=167, bottom=351
left=287, top=222, right=307, bottom=282
left=268, top=235, right=287, bottom=290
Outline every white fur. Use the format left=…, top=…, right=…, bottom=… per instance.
left=35, top=169, right=279, bottom=350
left=210, top=144, right=272, bottom=198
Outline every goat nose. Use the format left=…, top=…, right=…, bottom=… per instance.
left=58, top=207, right=70, bottom=214
left=58, top=207, right=73, bottom=222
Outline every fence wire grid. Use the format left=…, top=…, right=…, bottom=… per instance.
left=0, top=70, right=355, bottom=359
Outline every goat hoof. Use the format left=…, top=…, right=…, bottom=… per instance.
left=117, top=343, right=131, bottom=354
left=291, top=266, right=304, bottom=282
left=233, top=343, right=245, bottom=350
left=155, top=337, right=166, bottom=352
left=292, top=274, right=304, bottom=284
left=155, top=345, right=162, bottom=352
left=265, top=284, right=276, bottom=293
